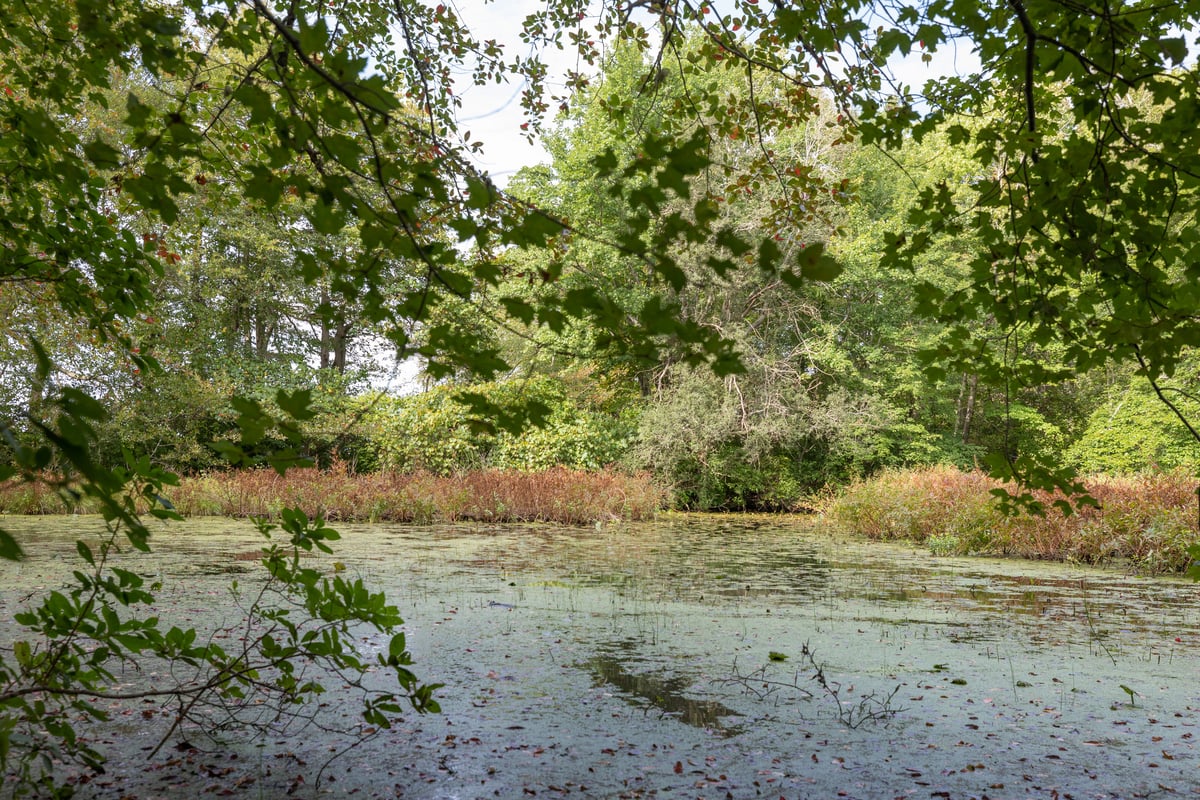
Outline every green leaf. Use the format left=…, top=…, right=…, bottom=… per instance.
left=505, top=210, right=563, bottom=247
left=83, top=138, right=123, bottom=168
left=500, top=296, right=536, bottom=324
left=310, top=195, right=346, bottom=234
left=388, top=632, right=407, bottom=662
left=0, top=529, right=24, bottom=562
left=466, top=177, right=495, bottom=210
left=277, top=388, right=317, bottom=421
left=298, top=17, right=330, bottom=55
left=801, top=251, right=843, bottom=282
left=209, top=441, right=248, bottom=466
left=592, top=148, right=619, bottom=175
left=31, top=338, right=53, bottom=384
left=756, top=237, right=783, bottom=274
left=1159, top=37, right=1187, bottom=66
left=13, top=640, right=32, bottom=667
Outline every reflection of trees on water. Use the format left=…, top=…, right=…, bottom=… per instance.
left=420, top=519, right=835, bottom=605
left=376, top=520, right=1200, bottom=652
left=585, top=640, right=743, bottom=737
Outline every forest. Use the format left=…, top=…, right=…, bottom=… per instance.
left=2, top=0, right=1200, bottom=794
left=5, top=3, right=1199, bottom=515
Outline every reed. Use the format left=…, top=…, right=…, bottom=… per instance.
left=0, top=466, right=665, bottom=524
left=165, top=464, right=665, bottom=524
left=826, top=466, right=1199, bottom=573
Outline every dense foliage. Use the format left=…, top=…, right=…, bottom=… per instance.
left=2, top=0, right=1200, bottom=792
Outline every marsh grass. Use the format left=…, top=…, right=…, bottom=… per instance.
left=827, top=466, right=1199, bottom=573
left=0, top=465, right=665, bottom=525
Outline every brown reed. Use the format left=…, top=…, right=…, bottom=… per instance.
left=826, top=465, right=1200, bottom=573
left=52, top=464, right=667, bottom=525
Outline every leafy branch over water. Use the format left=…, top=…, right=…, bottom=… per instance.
left=0, top=505, right=439, bottom=795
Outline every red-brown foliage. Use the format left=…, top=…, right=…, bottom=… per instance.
left=0, top=466, right=666, bottom=525
left=827, top=466, right=1200, bottom=573
left=166, top=465, right=665, bottom=524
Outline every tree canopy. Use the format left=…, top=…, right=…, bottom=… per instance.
left=5, top=0, right=1199, bottom=516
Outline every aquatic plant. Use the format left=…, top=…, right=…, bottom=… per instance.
left=827, top=466, right=1199, bottom=572
left=159, top=466, right=663, bottom=525
left=719, top=643, right=905, bottom=729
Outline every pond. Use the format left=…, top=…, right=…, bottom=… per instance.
left=2, top=514, right=1198, bottom=798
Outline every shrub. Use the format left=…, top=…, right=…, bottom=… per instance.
left=366, top=377, right=636, bottom=475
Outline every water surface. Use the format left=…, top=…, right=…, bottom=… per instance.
left=2, top=514, right=1198, bottom=798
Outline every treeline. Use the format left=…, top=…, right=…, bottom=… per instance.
left=4, top=45, right=1198, bottom=513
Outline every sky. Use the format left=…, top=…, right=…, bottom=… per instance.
left=445, top=0, right=983, bottom=187
left=443, top=0, right=564, bottom=185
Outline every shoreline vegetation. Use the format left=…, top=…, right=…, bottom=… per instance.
left=0, top=466, right=665, bottom=525
left=1, top=465, right=1197, bottom=574
left=825, top=466, right=1200, bottom=574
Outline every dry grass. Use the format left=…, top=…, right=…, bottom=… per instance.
left=0, top=466, right=665, bottom=525
left=9, top=463, right=1195, bottom=571
left=826, top=466, right=1200, bottom=573
left=164, top=465, right=664, bottom=525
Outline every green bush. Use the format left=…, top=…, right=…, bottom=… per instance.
left=366, top=376, right=636, bottom=474
left=1068, top=379, right=1200, bottom=474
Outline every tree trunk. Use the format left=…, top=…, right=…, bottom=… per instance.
left=332, top=320, right=352, bottom=373
left=319, top=286, right=332, bottom=370
left=961, top=373, right=978, bottom=444
left=254, top=311, right=272, bottom=360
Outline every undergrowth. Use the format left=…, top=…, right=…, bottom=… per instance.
left=827, top=465, right=1200, bottom=573
left=0, top=465, right=665, bottom=525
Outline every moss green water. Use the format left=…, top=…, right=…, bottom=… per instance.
left=2, top=514, right=1198, bottom=798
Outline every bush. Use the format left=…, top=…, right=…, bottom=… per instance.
left=367, top=376, right=636, bottom=474
left=628, top=368, right=960, bottom=511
